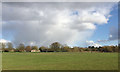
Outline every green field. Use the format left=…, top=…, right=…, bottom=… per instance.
left=2, top=52, right=118, bottom=70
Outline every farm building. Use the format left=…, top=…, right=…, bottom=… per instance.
left=9, top=49, right=14, bottom=52
left=31, top=50, right=40, bottom=52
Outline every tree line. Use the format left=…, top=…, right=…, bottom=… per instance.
left=0, top=42, right=119, bottom=52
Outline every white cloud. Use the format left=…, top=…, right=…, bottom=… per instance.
left=2, top=2, right=116, bottom=46
left=0, top=39, right=10, bottom=43
left=109, top=35, right=113, bottom=38
left=86, top=41, right=101, bottom=47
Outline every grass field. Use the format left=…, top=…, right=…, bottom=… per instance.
left=2, top=52, right=118, bottom=70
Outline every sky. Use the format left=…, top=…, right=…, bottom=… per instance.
left=0, top=2, right=119, bottom=47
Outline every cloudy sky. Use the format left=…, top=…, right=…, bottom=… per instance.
left=1, top=2, right=118, bottom=47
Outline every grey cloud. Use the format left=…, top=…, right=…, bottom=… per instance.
left=97, top=26, right=118, bottom=43
left=109, top=26, right=118, bottom=40
left=3, top=2, right=115, bottom=21
left=0, top=2, right=2, bottom=37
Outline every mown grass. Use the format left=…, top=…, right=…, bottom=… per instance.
left=2, top=52, right=118, bottom=70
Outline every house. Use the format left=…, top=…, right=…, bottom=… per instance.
left=31, top=50, right=40, bottom=52
left=9, top=49, right=14, bottom=52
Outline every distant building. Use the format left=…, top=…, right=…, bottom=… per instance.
left=9, top=49, right=14, bottom=52
left=31, top=50, right=40, bottom=52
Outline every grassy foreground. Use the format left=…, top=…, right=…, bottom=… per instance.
left=2, top=52, right=118, bottom=70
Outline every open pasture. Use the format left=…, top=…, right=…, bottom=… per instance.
left=2, top=52, right=118, bottom=70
